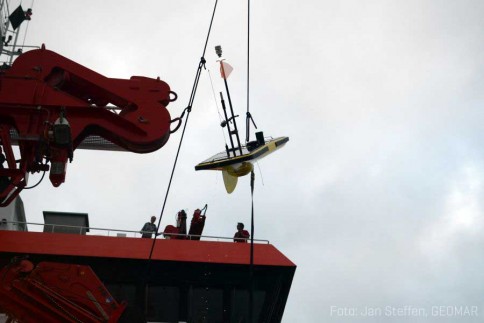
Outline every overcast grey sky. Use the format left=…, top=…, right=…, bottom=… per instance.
left=9, top=0, right=484, bottom=321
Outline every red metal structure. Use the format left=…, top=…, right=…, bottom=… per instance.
left=0, top=231, right=296, bottom=322
left=0, top=258, right=127, bottom=322
left=0, top=46, right=178, bottom=205
left=163, top=209, right=207, bottom=240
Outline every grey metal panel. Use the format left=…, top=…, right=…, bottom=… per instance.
left=43, top=211, right=89, bottom=234
left=0, top=197, right=26, bottom=231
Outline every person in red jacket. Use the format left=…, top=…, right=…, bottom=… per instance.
left=233, top=222, right=250, bottom=243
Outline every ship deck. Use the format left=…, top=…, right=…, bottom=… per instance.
left=0, top=230, right=295, bottom=322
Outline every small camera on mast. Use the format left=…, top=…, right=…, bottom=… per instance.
left=215, top=45, right=222, bottom=58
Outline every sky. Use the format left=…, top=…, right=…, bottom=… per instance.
left=4, top=0, right=484, bottom=322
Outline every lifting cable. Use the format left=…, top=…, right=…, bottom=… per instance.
left=246, top=1, right=256, bottom=322
left=146, top=0, right=220, bottom=263
left=249, top=170, right=255, bottom=323
left=245, top=0, right=257, bottom=143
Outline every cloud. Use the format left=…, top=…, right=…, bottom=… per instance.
left=419, top=164, right=484, bottom=258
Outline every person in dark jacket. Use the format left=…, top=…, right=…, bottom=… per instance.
left=141, top=216, right=158, bottom=238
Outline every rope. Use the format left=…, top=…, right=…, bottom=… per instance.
left=207, top=69, right=228, bottom=145
left=245, top=0, right=255, bottom=143
left=247, top=2, right=255, bottom=322
left=146, top=0, right=219, bottom=263
left=249, top=169, right=255, bottom=323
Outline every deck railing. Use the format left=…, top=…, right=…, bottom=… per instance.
left=1, top=220, right=269, bottom=244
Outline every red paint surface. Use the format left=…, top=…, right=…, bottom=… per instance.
left=0, top=48, right=175, bottom=205
left=0, top=231, right=295, bottom=267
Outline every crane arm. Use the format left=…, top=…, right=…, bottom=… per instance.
left=0, top=46, right=178, bottom=205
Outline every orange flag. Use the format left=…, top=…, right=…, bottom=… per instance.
left=220, top=61, right=233, bottom=79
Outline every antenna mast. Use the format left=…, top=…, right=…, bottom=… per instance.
left=216, top=45, right=243, bottom=157
left=0, top=2, right=34, bottom=67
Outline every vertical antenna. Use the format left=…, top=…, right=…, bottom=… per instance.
left=216, top=45, right=243, bottom=156
left=1, top=3, right=33, bottom=66
left=219, top=92, right=236, bottom=157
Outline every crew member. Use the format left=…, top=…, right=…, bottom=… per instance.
left=141, top=216, right=158, bottom=238
left=233, top=222, right=250, bottom=243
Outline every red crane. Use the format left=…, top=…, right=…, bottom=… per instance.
left=0, top=45, right=178, bottom=206
left=0, top=258, right=127, bottom=322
